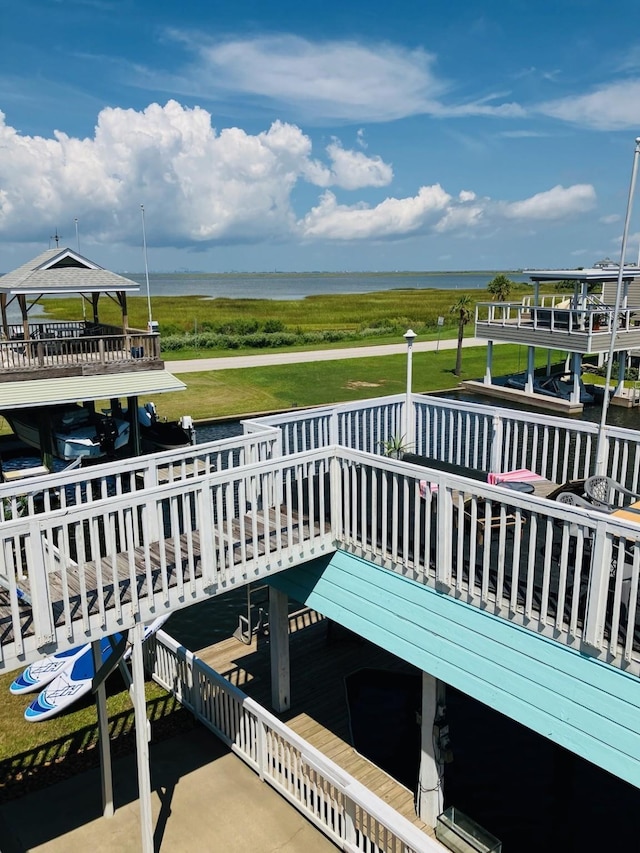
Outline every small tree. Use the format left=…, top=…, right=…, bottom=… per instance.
left=487, top=273, right=514, bottom=302
left=450, top=295, right=473, bottom=377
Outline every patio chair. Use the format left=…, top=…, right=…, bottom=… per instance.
left=584, top=475, right=640, bottom=511
left=554, top=492, right=596, bottom=509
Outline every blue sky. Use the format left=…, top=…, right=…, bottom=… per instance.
left=1, top=0, right=640, bottom=273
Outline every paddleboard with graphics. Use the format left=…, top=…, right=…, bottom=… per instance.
left=10, top=644, right=90, bottom=695
left=24, top=615, right=170, bottom=722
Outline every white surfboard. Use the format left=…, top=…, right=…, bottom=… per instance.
left=24, top=615, right=171, bottom=722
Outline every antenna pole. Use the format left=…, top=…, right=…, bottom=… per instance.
left=140, top=204, right=153, bottom=328
left=74, top=218, right=80, bottom=252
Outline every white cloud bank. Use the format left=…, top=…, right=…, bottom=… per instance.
left=0, top=101, right=596, bottom=250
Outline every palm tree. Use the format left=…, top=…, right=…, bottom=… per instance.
left=486, top=273, right=513, bottom=302
left=450, top=295, right=473, bottom=377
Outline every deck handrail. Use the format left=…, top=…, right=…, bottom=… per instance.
left=244, top=392, right=640, bottom=486
left=145, top=629, right=441, bottom=853
left=1, top=443, right=639, bottom=674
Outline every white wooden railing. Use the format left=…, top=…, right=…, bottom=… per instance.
left=244, top=393, right=640, bottom=488
left=145, top=629, right=441, bottom=853
left=0, top=448, right=333, bottom=667
left=3, top=395, right=640, bottom=674
left=2, top=443, right=640, bottom=674
left=0, top=429, right=280, bottom=520
left=474, top=301, right=640, bottom=334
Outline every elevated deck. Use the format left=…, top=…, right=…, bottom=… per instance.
left=0, top=321, right=161, bottom=382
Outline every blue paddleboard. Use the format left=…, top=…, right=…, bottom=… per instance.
left=24, top=615, right=170, bottom=722
left=10, top=644, right=90, bottom=695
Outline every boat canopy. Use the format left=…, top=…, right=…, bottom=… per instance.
left=0, top=370, right=185, bottom=409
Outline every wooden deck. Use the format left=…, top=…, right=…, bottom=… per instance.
left=0, top=509, right=328, bottom=649
left=195, top=610, right=436, bottom=839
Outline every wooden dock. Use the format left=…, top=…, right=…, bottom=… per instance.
left=194, top=610, right=437, bottom=839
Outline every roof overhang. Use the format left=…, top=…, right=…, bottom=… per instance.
left=0, top=371, right=186, bottom=410
left=524, top=267, right=639, bottom=283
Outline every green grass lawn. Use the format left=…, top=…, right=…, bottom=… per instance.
left=150, top=343, right=558, bottom=422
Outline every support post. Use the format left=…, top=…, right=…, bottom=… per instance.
left=269, top=585, right=290, bottom=712
left=483, top=340, right=493, bottom=385
left=93, top=640, right=114, bottom=818
left=417, top=673, right=445, bottom=827
left=131, top=621, right=154, bottom=853
left=525, top=346, right=535, bottom=394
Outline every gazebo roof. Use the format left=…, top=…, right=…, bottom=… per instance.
left=0, top=248, right=140, bottom=296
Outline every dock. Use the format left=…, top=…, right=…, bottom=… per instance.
left=193, top=608, right=436, bottom=838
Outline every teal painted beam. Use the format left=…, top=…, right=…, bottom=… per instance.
left=271, top=551, right=640, bottom=788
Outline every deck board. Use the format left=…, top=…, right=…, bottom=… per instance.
left=194, top=613, right=436, bottom=838
left=0, top=509, right=328, bottom=648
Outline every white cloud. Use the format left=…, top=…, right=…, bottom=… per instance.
left=0, top=102, right=598, bottom=252
left=143, top=32, right=524, bottom=124
left=537, top=79, right=640, bottom=130
left=299, top=186, right=451, bottom=240
left=322, top=141, right=393, bottom=190
left=600, top=213, right=621, bottom=224
left=502, top=184, right=596, bottom=220
left=0, top=102, right=392, bottom=247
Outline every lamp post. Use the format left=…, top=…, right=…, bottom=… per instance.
left=404, top=329, right=416, bottom=451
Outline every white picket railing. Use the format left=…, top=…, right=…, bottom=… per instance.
left=0, top=429, right=280, bottom=521
left=2, top=395, right=640, bottom=674
left=245, top=392, right=640, bottom=490
left=0, top=449, right=333, bottom=666
left=2, top=443, right=639, bottom=674
left=145, top=629, right=442, bottom=853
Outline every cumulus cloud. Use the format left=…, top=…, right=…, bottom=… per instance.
left=0, top=101, right=597, bottom=251
left=299, top=186, right=451, bottom=240
left=502, top=184, right=596, bottom=220
left=0, top=102, right=392, bottom=247
left=143, top=32, right=524, bottom=124
left=537, top=79, right=640, bottom=130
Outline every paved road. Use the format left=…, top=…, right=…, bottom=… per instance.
left=166, top=336, right=487, bottom=374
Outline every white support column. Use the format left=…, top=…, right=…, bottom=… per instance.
left=269, top=585, right=290, bottom=712
left=93, top=640, right=114, bottom=818
left=417, top=673, right=445, bottom=827
left=483, top=341, right=493, bottom=385
left=571, top=352, right=582, bottom=405
left=131, top=622, right=154, bottom=853
left=525, top=346, right=535, bottom=394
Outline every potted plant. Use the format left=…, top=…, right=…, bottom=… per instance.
left=379, top=435, right=409, bottom=459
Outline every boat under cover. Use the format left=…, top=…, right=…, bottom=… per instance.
left=2, top=404, right=130, bottom=461
left=506, top=372, right=595, bottom=404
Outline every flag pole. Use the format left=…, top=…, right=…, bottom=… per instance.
left=595, top=137, right=640, bottom=473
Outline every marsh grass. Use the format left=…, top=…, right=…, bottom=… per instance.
left=41, top=285, right=531, bottom=339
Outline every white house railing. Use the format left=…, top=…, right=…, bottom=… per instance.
left=145, top=629, right=441, bottom=853
left=244, top=393, right=640, bottom=490
left=2, top=442, right=640, bottom=674
left=0, top=429, right=281, bottom=521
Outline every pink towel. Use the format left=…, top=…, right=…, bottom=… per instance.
left=488, top=468, right=544, bottom=485
left=419, top=480, right=438, bottom=499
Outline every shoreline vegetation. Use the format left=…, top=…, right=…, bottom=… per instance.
left=37, top=283, right=546, bottom=422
